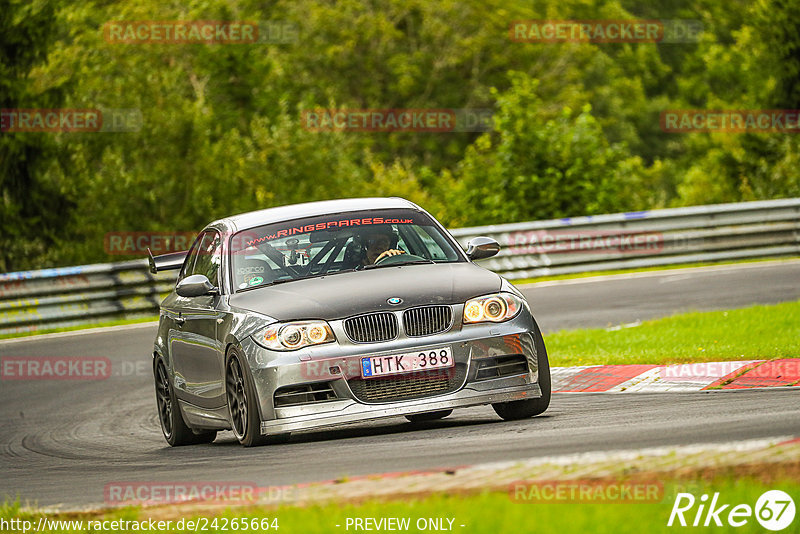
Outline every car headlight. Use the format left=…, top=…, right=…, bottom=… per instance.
left=463, top=293, right=523, bottom=324
left=255, top=320, right=336, bottom=351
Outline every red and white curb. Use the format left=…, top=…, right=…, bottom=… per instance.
left=552, top=359, right=800, bottom=393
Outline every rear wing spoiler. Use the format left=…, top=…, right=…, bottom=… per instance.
left=147, top=248, right=188, bottom=274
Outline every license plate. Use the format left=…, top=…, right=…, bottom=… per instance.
left=361, top=346, right=454, bottom=378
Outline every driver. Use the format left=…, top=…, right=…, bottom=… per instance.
left=361, top=226, right=405, bottom=265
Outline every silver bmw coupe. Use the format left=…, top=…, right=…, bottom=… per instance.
left=149, top=197, right=550, bottom=446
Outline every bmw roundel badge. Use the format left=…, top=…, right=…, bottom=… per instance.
left=387, top=297, right=403, bottom=305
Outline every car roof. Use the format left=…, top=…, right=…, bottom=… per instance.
left=211, top=197, right=422, bottom=232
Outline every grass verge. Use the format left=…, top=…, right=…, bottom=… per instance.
left=545, top=300, right=800, bottom=367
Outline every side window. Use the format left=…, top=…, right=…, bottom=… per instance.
left=178, top=233, right=205, bottom=283
left=191, top=231, right=222, bottom=288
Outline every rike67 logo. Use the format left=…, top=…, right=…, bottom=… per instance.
left=668, top=490, right=796, bottom=530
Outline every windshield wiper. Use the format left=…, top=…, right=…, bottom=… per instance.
left=361, top=258, right=435, bottom=270
left=267, top=276, right=313, bottom=286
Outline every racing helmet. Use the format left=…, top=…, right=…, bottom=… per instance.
left=358, top=224, right=399, bottom=250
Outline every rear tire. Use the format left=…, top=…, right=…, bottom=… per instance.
left=155, top=359, right=217, bottom=446
left=226, top=349, right=269, bottom=447
left=492, top=319, right=551, bottom=421
left=191, top=430, right=218, bottom=444
left=405, top=409, right=452, bottom=423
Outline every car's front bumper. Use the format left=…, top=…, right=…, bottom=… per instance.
left=240, top=309, right=543, bottom=435
left=260, top=379, right=541, bottom=434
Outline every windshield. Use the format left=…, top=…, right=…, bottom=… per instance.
left=229, top=209, right=463, bottom=291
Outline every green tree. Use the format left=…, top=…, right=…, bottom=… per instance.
left=0, top=0, right=72, bottom=271
left=446, top=73, right=652, bottom=225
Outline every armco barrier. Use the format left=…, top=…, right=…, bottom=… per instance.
left=450, top=198, right=800, bottom=279
left=0, top=261, right=175, bottom=336
left=1, top=199, right=799, bottom=335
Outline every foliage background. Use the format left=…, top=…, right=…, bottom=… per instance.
left=1, top=0, right=798, bottom=271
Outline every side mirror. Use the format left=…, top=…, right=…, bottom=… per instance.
left=176, top=274, right=217, bottom=297
left=466, top=236, right=500, bottom=260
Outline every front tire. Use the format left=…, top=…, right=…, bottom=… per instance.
left=492, top=319, right=551, bottom=421
left=405, top=410, right=452, bottom=423
left=226, top=349, right=269, bottom=447
left=155, top=359, right=216, bottom=446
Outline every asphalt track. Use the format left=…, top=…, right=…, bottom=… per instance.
left=1, top=260, right=798, bottom=508
left=523, top=259, right=800, bottom=332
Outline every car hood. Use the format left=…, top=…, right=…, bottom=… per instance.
left=228, top=262, right=502, bottom=321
